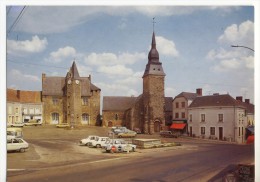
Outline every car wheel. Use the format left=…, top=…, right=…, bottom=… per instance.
left=106, top=150, right=111, bottom=153
left=96, top=144, right=101, bottom=148
left=20, top=148, right=25, bottom=153
left=132, top=147, right=135, bottom=152
left=86, top=143, right=90, bottom=146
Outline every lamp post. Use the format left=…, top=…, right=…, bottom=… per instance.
left=231, top=45, right=254, bottom=52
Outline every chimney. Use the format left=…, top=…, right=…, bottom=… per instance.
left=196, top=88, right=202, bottom=96
left=236, top=96, right=243, bottom=102
left=17, top=90, right=20, bottom=99
left=245, top=99, right=250, bottom=104
left=89, top=75, right=91, bottom=82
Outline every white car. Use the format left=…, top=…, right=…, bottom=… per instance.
left=90, top=137, right=110, bottom=148
left=104, top=139, right=136, bottom=153
left=8, top=122, right=24, bottom=127
left=79, top=135, right=99, bottom=146
left=7, top=138, right=29, bottom=153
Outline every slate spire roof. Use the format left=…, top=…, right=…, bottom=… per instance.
left=70, top=61, right=80, bottom=79
left=143, top=31, right=165, bottom=77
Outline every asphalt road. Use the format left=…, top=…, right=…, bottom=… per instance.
left=7, top=126, right=254, bottom=182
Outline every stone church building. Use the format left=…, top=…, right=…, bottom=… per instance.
left=42, top=61, right=101, bottom=126
left=103, top=32, right=173, bottom=134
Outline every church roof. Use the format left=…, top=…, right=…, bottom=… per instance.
left=165, top=97, right=173, bottom=111
left=103, top=96, right=137, bottom=111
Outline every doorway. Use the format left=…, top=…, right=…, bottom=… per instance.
left=219, top=127, right=223, bottom=140
left=154, top=120, right=161, bottom=132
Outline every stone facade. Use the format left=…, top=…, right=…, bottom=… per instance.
left=103, top=32, right=172, bottom=134
left=42, top=62, right=101, bottom=126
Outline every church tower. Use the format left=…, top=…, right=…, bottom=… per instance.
left=142, top=31, right=166, bottom=134
left=65, top=61, right=82, bottom=127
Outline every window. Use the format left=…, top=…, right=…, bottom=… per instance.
left=189, top=114, right=192, bottom=122
left=239, top=127, right=241, bottom=137
left=210, top=127, right=215, bottom=135
left=52, top=113, right=59, bottom=122
left=29, top=108, right=34, bottom=114
left=181, top=112, right=185, bottom=118
left=201, top=127, right=205, bottom=135
left=16, top=116, right=19, bottom=122
left=115, top=114, right=118, bottom=120
left=201, top=114, right=205, bottom=122
left=23, top=108, right=27, bottom=114
left=175, top=112, right=179, bottom=119
left=82, top=97, right=88, bottom=105
left=82, top=113, right=89, bottom=123
left=218, top=114, right=223, bottom=122
left=15, top=107, right=19, bottom=114
left=181, top=102, right=185, bottom=108
left=35, top=108, right=40, bottom=114
left=175, top=102, right=179, bottom=108
left=52, top=97, right=58, bottom=105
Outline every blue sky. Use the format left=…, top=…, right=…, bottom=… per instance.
left=6, top=6, right=255, bottom=103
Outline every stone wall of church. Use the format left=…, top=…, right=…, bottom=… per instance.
left=88, top=90, right=101, bottom=126
left=103, top=111, right=125, bottom=127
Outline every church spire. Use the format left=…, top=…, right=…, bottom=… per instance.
left=68, top=61, right=80, bottom=79
left=148, top=31, right=159, bottom=63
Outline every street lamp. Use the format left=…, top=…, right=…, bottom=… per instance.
left=231, top=45, right=254, bottom=52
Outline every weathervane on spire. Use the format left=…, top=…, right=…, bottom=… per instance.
left=153, top=17, right=156, bottom=31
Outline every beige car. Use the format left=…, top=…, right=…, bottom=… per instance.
left=118, top=131, right=137, bottom=138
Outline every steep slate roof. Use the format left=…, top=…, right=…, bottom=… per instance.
left=165, top=97, right=173, bottom=111
left=174, top=92, right=198, bottom=101
left=189, top=94, right=244, bottom=108
left=42, top=77, right=65, bottom=96
left=7, top=89, right=42, bottom=103
left=103, top=96, right=137, bottom=111
left=71, top=61, right=80, bottom=79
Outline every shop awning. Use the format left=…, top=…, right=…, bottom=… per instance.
left=170, top=123, right=186, bottom=130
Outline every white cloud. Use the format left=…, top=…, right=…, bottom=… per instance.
left=218, top=20, right=254, bottom=49
left=213, top=59, right=241, bottom=72
left=97, top=82, right=138, bottom=96
left=97, top=65, right=133, bottom=76
left=10, top=69, right=40, bottom=82
left=115, top=71, right=143, bottom=85
left=12, top=6, right=240, bottom=34
left=85, top=52, right=146, bottom=66
left=46, top=46, right=77, bottom=63
left=7, top=35, right=47, bottom=56
left=156, top=36, right=179, bottom=57
left=207, top=20, right=254, bottom=72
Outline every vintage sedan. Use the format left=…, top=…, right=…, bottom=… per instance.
left=118, top=131, right=137, bottom=138
left=104, top=139, right=136, bottom=153
left=7, top=138, right=29, bottom=153
left=79, top=135, right=99, bottom=146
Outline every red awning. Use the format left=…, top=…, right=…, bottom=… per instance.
left=170, top=123, right=186, bottom=130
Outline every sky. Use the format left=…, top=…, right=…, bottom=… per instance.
left=6, top=6, right=255, bottom=103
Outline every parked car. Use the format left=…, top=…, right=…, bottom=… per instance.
left=7, top=138, right=29, bottom=153
left=8, top=122, right=24, bottom=127
left=90, top=137, right=110, bottom=148
left=104, top=139, right=136, bottom=153
left=7, top=127, right=23, bottom=141
left=79, top=135, right=99, bottom=146
left=160, top=131, right=180, bottom=138
left=133, top=128, right=142, bottom=134
left=118, top=131, right=137, bottom=138
left=24, top=120, right=42, bottom=126
left=56, top=123, right=70, bottom=128
left=112, top=126, right=127, bottom=135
